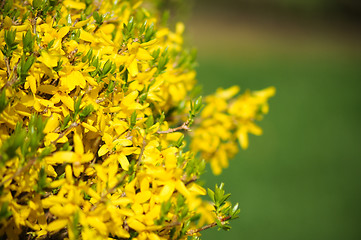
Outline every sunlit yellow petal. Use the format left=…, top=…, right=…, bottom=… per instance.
left=47, top=219, right=68, bottom=232
left=122, top=90, right=138, bottom=106
left=27, top=75, right=37, bottom=94
left=98, top=145, right=109, bottom=157
left=136, top=48, right=153, bottom=61
left=87, top=216, right=107, bottom=233
left=127, top=218, right=145, bottom=232
left=39, top=51, right=59, bottom=68
left=159, top=181, right=175, bottom=201
left=73, top=132, right=84, bottom=154
left=128, top=59, right=138, bottom=77
left=175, top=180, right=191, bottom=198
left=81, top=122, right=98, bottom=132
left=44, top=114, right=59, bottom=133
left=50, top=204, right=76, bottom=218
left=118, top=153, right=129, bottom=171
left=63, top=0, right=86, bottom=9
left=57, top=26, right=70, bottom=39
left=79, top=29, right=96, bottom=42
left=238, top=128, right=249, bottom=150
left=135, top=190, right=151, bottom=203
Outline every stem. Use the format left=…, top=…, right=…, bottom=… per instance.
left=173, top=176, right=198, bottom=195
left=184, top=176, right=198, bottom=186
left=32, top=15, right=38, bottom=35
left=1, top=58, right=20, bottom=91
left=157, top=121, right=190, bottom=134
left=51, top=122, right=79, bottom=144
left=137, top=135, right=147, bottom=167
left=186, top=216, right=232, bottom=235
left=4, top=56, right=11, bottom=79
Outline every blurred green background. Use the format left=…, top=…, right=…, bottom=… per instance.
left=184, top=0, right=361, bottom=239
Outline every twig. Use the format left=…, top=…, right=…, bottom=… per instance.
left=137, top=135, right=147, bottom=167
left=103, top=17, right=119, bottom=24
left=31, top=14, right=43, bottom=50
left=4, top=57, right=11, bottom=79
left=173, top=176, right=198, bottom=195
left=1, top=58, right=20, bottom=91
left=67, top=48, right=78, bottom=64
left=164, top=220, right=181, bottom=229
left=184, top=175, right=198, bottom=186
left=32, top=15, right=38, bottom=35
left=157, top=121, right=190, bottom=134
left=72, top=18, right=80, bottom=27
left=51, top=122, right=79, bottom=144
left=95, top=97, right=106, bottom=104
left=186, top=216, right=232, bottom=235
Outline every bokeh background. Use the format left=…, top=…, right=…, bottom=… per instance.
left=183, top=0, right=361, bottom=239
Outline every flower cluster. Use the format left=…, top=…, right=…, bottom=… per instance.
left=0, top=0, right=274, bottom=239
left=191, top=86, right=275, bottom=175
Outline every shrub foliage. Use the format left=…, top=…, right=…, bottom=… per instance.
left=0, top=0, right=275, bottom=239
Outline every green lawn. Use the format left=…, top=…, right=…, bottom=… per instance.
left=195, top=46, right=361, bottom=239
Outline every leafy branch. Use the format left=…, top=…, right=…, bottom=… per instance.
left=186, top=216, right=232, bottom=235
left=186, top=183, right=240, bottom=235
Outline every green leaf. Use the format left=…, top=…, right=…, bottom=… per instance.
left=177, top=195, right=186, bottom=207
left=39, top=146, right=52, bottom=159
left=23, top=55, right=36, bottom=72
left=32, top=0, right=43, bottom=10
left=144, top=23, right=155, bottom=42
left=22, top=30, right=34, bottom=53
left=0, top=202, right=12, bottom=220
left=145, top=115, right=154, bottom=129
left=220, top=193, right=231, bottom=206
left=130, top=111, right=137, bottom=129
left=175, top=134, right=184, bottom=148
left=93, top=12, right=103, bottom=25
left=151, top=48, right=160, bottom=60
left=46, top=39, right=55, bottom=50
left=106, top=80, right=115, bottom=94
left=158, top=112, right=165, bottom=125
left=74, top=96, right=82, bottom=117
left=27, top=114, right=47, bottom=153
left=139, top=20, right=147, bottom=35
left=3, top=29, right=18, bottom=58
left=34, top=166, right=47, bottom=194
left=127, top=17, right=134, bottom=32
left=72, top=211, right=80, bottom=239
left=82, top=48, right=93, bottom=63
left=53, top=59, right=63, bottom=72
left=181, top=219, right=191, bottom=236
left=194, top=96, right=203, bottom=113
left=207, top=188, right=215, bottom=202
left=0, top=122, right=26, bottom=164
left=230, top=203, right=240, bottom=219
left=156, top=49, right=169, bottom=75
left=0, top=89, right=8, bottom=114
left=102, top=59, right=112, bottom=76
left=79, top=104, right=94, bottom=121
left=161, top=200, right=172, bottom=215
left=215, top=218, right=222, bottom=227
left=61, top=114, right=71, bottom=131
left=4, top=29, right=16, bottom=47
left=16, top=55, right=35, bottom=85
left=2, top=1, right=13, bottom=17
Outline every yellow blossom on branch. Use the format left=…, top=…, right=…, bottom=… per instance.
left=0, top=0, right=274, bottom=239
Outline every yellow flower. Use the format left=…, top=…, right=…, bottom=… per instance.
left=0, top=0, right=274, bottom=238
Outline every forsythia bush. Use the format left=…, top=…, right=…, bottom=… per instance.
left=0, top=0, right=275, bottom=239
